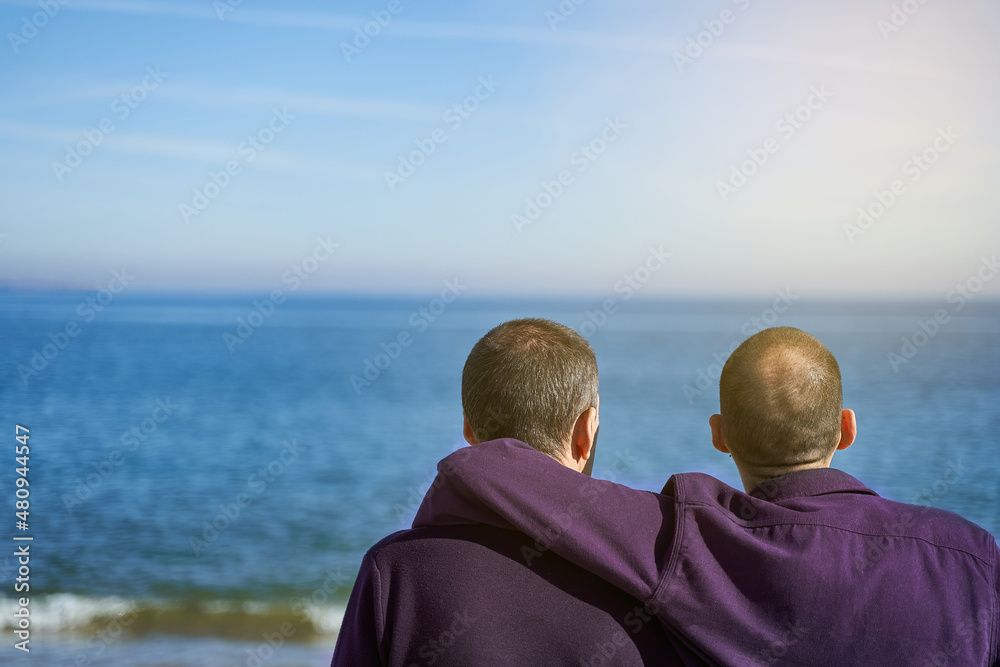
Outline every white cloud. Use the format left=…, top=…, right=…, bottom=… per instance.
left=0, top=0, right=678, bottom=52
left=0, top=120, right=376, bottom=178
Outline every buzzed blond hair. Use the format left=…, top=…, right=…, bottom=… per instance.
left=719, top=327, right=842, bottom=466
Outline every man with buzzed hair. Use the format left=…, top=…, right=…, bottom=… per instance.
left=710, top=326, right=854, bottom=491
left=415, top=327, right=1000, bottom=665
left=332, top=318, right=680, bottom=665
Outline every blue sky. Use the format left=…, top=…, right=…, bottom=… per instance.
left=1, top=0, right=998, bottom=297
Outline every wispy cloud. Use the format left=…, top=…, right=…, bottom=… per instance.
left=0, top=0, right=958, bottom=72
left=363, top=19, right=678, bottom=53
left=0, top=81, right=446, bottom=120
left=0, top=84, right=133, bottom=111
left=0, top=0, right=216, bottom=19
left=0, top=0, right=678, bottom=52
left=0, top=80, right=557, bottom=130
left=0, top=120, right=377, bottom=178
left=157, top=85, right=446, bottom=121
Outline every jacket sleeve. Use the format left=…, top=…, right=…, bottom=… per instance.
left=413, top=438, right=673, bottom=605
left=331, top=552, right=384, bottom=667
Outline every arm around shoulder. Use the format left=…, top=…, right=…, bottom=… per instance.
left=424, top=439, right=673, bottom=601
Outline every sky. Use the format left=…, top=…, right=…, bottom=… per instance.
left=0, top=0, right=998, bottom=298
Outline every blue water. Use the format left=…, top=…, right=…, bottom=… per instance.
left=0, top=294, right=998, bottom=665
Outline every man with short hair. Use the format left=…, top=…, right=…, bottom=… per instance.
left=460, top=316, right=600, bottom=472
left=416, top=327, right=1000, bottom=665
left=331, top=318, right=680, bottom=665
left=710, top=325, right=854, bottom=491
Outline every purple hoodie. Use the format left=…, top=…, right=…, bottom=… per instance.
left=330, top=445, right=686, bottom=665
left=414, top=439, right=1000, bottom=666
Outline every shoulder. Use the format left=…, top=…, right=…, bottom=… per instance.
left=663, top=471, right=741, bottom=503
left=364, top=529, right=412, bottom=560
left=364, top=524, right=523, bottom=569
left=870, top=497, right=999, bottom=563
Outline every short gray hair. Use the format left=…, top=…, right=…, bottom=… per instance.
left=462, top=318, right=598, bottom=459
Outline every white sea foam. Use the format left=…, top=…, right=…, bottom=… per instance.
left=0, top=594, right=344, bottom=637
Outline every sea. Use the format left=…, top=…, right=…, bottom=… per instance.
left=0, top=293, right=998, bottom=666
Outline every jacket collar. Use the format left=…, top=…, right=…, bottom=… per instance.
left=661, top=467, right=879, bottom=503
left=745, top=467, right=879, bottom=501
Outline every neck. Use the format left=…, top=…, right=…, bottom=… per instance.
left=734, top=456, right=835, bottom=494
left=551, top=448, right=585, bottom=474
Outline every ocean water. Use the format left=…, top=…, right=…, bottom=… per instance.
left=0, top=294, right=998, bottom=666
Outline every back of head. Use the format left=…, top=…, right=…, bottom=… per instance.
left=462, top=318, right=598, bottom=459
left=719, top=327, right=842, bottom=467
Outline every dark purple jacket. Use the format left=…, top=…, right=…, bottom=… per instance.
left=331, top=451, right=684, bottom=665
left=413, top=439, right=1000, bottom=666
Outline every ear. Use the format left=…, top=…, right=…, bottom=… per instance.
left=709, top=414, right=729, bottom=454
left=836, top=409, right=856, bottom=450
left=570, top=406, right=599, bottom=468
left=463, top=413, right=479, bottom=445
